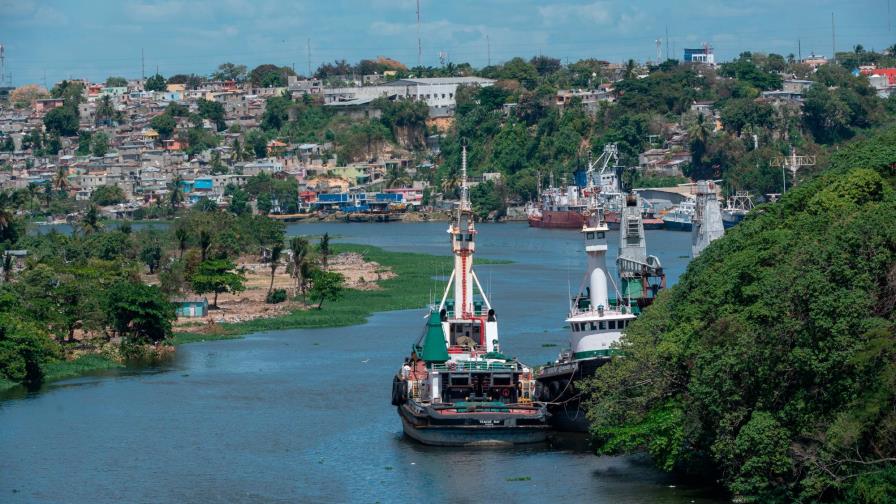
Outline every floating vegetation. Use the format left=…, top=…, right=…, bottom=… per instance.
left=506, top=476, right=531, bottom=482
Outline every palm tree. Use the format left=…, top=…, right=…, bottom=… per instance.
left=318, top=233, right=330, bottom=270
left=384, top=166, right=411, bottom=188
left=26, top=183, right=37, bottom=215
left=268, top=243, right=283, bottom=295
left=169, top=175, right=184, bottom=212
left=688, top=113, right=712, bottom=174
left=1, top=253, right=11, bottom=283
left=81, top=204, right=100, bottom=234
left=624, top=59, right=637, bottom=80
left=198, top=229, right=211, bottom=261
left=0, top=193, right=13, bottom=236
left=175, top=227, right=189, bottom=258
left=289, top=236, right=311, bottom=298
left=53, top=165, right=69, bottom=193
left=42, top=181, right=53, bottom=208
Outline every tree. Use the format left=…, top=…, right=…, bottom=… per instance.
left=0, top=315, right=60, bottom=385
left=81, top=204, right=100, bottom=234
left=168, top=175, right=184, bottom=211
left=95, top=95, right=117, bottom=125
left=318, top=233, right=331, bottom=269
left=175, top=227, right=189, bottom=258
left=50, top=80, right=85, bottom=107
left=197, top=98, right=226, bottom=131
left=150, top=113, right=176, bottom=139
left=140, top=243, right=162, bottom=274
left=90, top=131, right=109, bottom=157
left=144, top=73, right=167, bottom=92
left=190, top=259, right=246, bottom=308
left=308, top=270, right=345, bottom=309
left=89, top=184, right=125, bottom=206
left=76, top=130, right=92, bottom=155
left=9, top=84, right=49, bottom=109
left=212, top=62, right=247, bottom=82
left=105, top=76, right=128, bottom=87
left=105, top=281, right=174, bottom=343
left=288, top=236, right=311, bottom=298
left=43, top=106, right=79, bottom=137
left=1, top=135, right=14, bottom=152
left=267, top=243, right=283, bottom=295
left=250, top=64, right=294, bottom=87
left=53, top=165, right=69, bottom=192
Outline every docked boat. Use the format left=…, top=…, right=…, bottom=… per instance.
left=721, top=191, right=754, bottom=228
left=661, top=198, right=696, bottom=231
left=691, top=180, right=725, bottom=258
left=535, top=200, right=635, bottom=431
left=392, top=146, right=549, bottom=446
left=527, top=144, right=623, bottom=229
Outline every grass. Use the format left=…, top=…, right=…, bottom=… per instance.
left=0, top=244, right=509, bottom=391
left=174, top=243, right=511, bottom=342
left=506, top=476, right=532, bottom=482
left=43, top=354, right=124, bottom=382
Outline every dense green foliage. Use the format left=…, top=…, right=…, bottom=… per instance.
left=144, top=73, right=167, bottom=92
left=586, top=128, right=896, bottom=502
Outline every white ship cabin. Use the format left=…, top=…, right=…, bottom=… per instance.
left=439, top=299, right=499, bottom=359
left=567, top=304, right=636, bottom=360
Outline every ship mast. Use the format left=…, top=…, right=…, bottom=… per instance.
left=449, top=144, right=476, bottom=318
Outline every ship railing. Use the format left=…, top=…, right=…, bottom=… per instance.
left=431, top=361, right=516, bottom=372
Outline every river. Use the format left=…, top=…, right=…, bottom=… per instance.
left=1, top=222, right=722, bottom=503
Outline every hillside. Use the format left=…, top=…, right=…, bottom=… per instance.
left=585, top=128, right=896, bottom=502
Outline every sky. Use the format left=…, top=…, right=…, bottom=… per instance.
left=0, top=0, right=893, bottom=86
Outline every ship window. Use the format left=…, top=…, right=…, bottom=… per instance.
left=596, top=232, right=605, bottom=239
left=466, top=234, right=473, bottom=241
left=455, top=234, right=463, bottom=241
left=450, top=375, right=470, bottom=386
left=492, top=374, right=512, bottom=386
left=599, top=321, right=606, bottom=330
left=608, top=321, right=616, bottom=330
left=589, top=322, right=597, bottom=331
left=586, top=232, right=595, bottom=239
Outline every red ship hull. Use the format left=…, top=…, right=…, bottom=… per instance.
left=527, top=210, right=585, bottom=229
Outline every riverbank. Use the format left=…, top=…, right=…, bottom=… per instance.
left=172, top=243, right=509, bottom=343
left=1, top=243, right=509, bottom=391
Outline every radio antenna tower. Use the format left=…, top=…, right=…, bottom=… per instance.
left=775, top=147, right=816, bottom=192
left=0, top=44, right=6, bottom=87
left=416, top=0, right=422, bottom=67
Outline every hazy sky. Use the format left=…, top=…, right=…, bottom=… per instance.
left=1, top=0, right=893, bottom=86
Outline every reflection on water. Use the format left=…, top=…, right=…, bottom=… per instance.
left=0, top=223, right=722, bottom=503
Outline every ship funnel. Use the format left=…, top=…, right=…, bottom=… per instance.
left=589, top=267, right=609, bottom=311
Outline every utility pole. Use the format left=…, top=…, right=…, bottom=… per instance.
left=141, top=48, right=145, bottom=80
left=665, top=25, right=670, bottom=60
left=831, top=12, right=836, bottom=57
left=416, top=0, right=422, bottom=67
left=798, top=39, right=802, bottom=61
left=307, top=38, right=311, bottom=77
left=487, top=34, right=491, bottom=66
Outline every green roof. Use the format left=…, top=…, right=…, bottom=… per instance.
left=420, top=311, right=449, bottom=363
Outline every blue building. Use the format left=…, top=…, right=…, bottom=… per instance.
left=174, top=297, right=208, bottom=318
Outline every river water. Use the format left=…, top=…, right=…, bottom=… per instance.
left=1, top=222, right=721, bottom=503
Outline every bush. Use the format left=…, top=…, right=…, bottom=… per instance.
left=266, top=288, right=287, bottom=304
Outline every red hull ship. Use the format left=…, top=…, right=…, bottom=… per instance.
left=527, top=210, right=585, bottom=229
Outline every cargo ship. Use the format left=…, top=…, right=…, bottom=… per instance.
left=392, top=145, right=549, bottom=446
left=527, top=144, right=623, bottom=229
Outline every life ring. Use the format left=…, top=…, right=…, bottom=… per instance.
left=448, top=362, right=457, bottom=371
left=501, top=388, right=510, bottom=398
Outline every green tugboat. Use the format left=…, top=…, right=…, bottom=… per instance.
left=391, top=145, right=549, bottom=446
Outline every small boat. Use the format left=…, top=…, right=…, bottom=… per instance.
left=393, top=145, right=549, bottom=446
left=721, top=191, right=754, bottom=228
left=661, top=198, right=696, bottom=231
